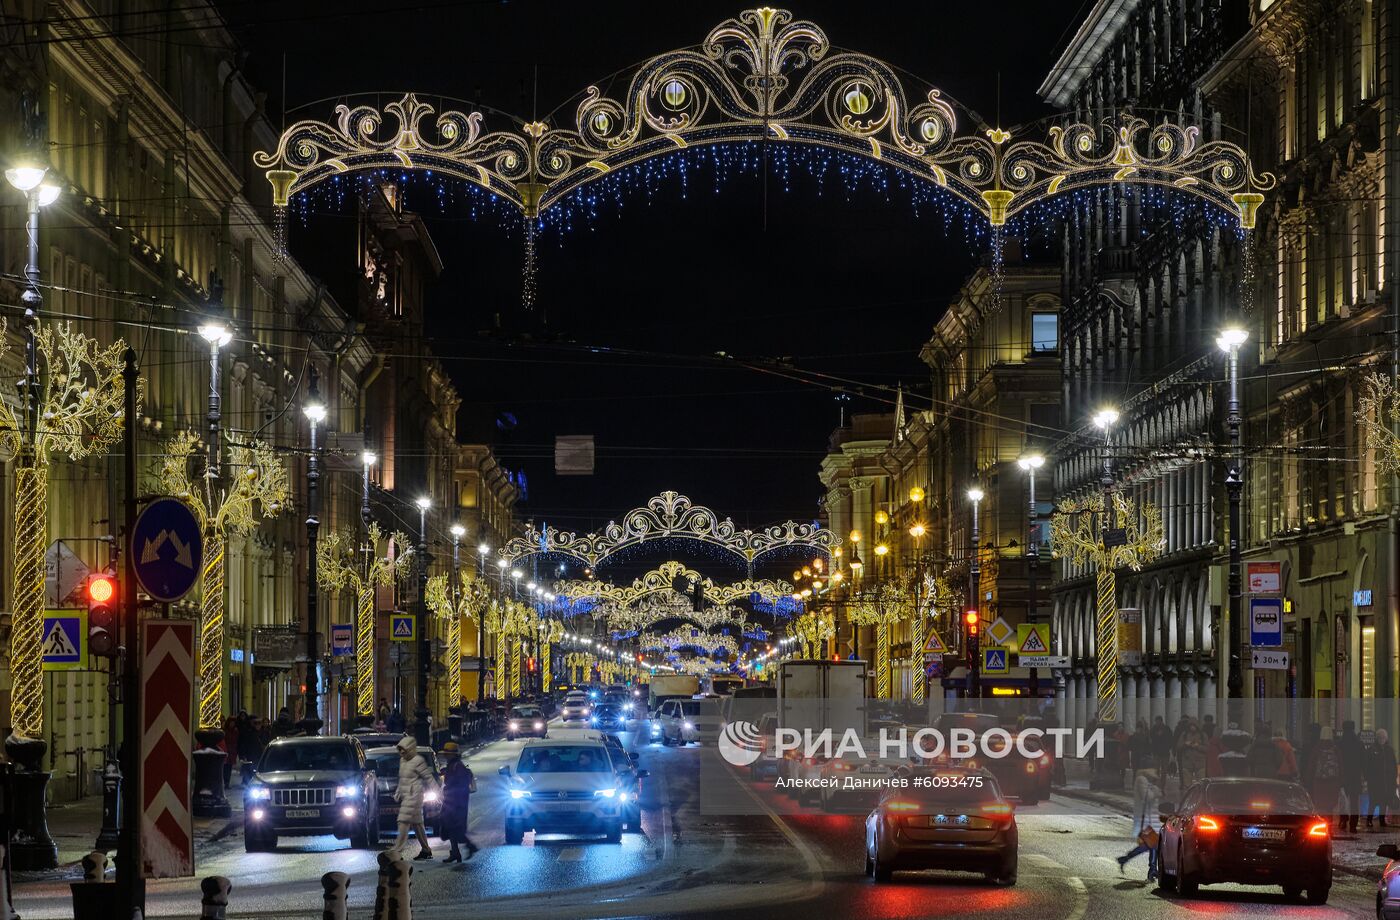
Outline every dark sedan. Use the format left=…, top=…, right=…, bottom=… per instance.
left=507, top=706, right=549, bottom=740
left=864, top=767, right=1017, bottom=884
left=1157, top=777, right=1330, bottom=903
left=589, top=703, right=627, bottom=732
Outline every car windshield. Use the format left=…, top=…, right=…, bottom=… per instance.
left=369, top=753, right=399, bottom=776
left=260, top=742, right=355, bottom=773
left=679, top=701, right=703, bottom=716
left=512, top=708, right=541, bottom=718
left=517, top=745, right=612, bottom=773
left=594, top=706, right=621, bottom=718
left=1203, top=782, right=1315, bottom=814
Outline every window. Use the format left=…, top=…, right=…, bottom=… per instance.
left=1031, top=313, right=1058, bottom=353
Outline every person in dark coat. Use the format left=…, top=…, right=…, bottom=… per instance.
left=1367, top=729, right=1397, bottom=830
left=438, top=742, right=479, bottom=862
left=1148, top=716, right=1174, bottom=779
left=1338, top=720, right=1365, bottom=833
left=1127, top=719, right=1152, bottom=775
left=1247, top=722, right=1283, bottom=778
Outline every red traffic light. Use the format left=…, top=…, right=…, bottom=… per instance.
left=964, top=610, right=979, bottom=626
left=88, top=573, right=116, bottom=604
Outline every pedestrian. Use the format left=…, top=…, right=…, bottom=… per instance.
left=1246, top=722, right=1283, bottom=778
left=1339, top=720, right=1365, bottom=833
left=379, top=698, right=391, bottom=726
left=1148, top=716, right=1173, bottom=780
left=1205, top=721, right=1224, bottom=777
left=387, top=707, right=406, bottom=734
left=1175, top=717, right=1207, bottom=787
left=274, top=707, right=294, bottom=738
left=1127, top=719, right=1152, bottom=775
left=1301, top=724, right=1341, bottom=825
left=1116, top=767, right=1160, bottom=881
left=1366, top=729, right=1397, bottom=830
left=438, top=742, right=479, bottom=863
left=221, top=716, right=239, bottom=789
left=392, top=736, right=438, bottom=860
left=1272, top=727, right=1298, bottom=781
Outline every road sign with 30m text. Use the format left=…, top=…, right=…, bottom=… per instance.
left=390, top=614, right=416, bottom=642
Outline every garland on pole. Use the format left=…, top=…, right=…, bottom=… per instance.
left=317, top=523, right=413, bottom=719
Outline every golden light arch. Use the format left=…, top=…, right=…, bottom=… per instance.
left=256, top=7, right=1273, bottom=232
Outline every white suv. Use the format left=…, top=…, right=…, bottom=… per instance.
left=657, top=698, right=722, bottom=746
left=500, top=740, right=627, bottom=843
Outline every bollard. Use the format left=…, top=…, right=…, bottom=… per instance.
left=321, top=871, right=350, bottom=920
left=199, top=875, right=232, bottom=919
left=372, top=849, right=412, bottom=920
left=81, top=850, right=108, bottom=882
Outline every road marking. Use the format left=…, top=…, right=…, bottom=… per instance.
left=724, top=760, right=824, bottom=903
left=557, top=847, right=584, bottom=862
left=1025, top=852, right=1069, bottom=871
left=1063, top=875, right=1088, bottom=920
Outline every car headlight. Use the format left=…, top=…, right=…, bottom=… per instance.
left=594, top=787, right=618, bottom=798
left=534, top=721, right=544, bottom=730
left=650, top=723, right=661, bottom=733
left=509, top=788, right=531, bottom=800
left=247, top=786, right=271, bottom=801
left=509, top=721, right=519, bottom=730
left=335, top=784, right=361, bottom=798
left=683, top=721, right=695, bottom=731
left=423, top=790, right=440, bottom=804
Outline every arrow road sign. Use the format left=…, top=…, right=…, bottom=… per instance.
left=1019, top=655, right=1070, bottom=669
left=132, top=498, right=203, bottom=603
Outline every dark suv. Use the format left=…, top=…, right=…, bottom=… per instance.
left=244, top=736, right=378, bottom=852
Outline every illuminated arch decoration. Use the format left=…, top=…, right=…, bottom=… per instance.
left=500, top=491, right=837, bottom=568
left=554, top=559, right=793, bottom=609
left=600, top=591, right=754, bottom=635
left=257, top=7, right=1273, bottom=241
left=640, top=627, right=741, bottom=658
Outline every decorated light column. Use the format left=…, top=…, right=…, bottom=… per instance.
left=317, top=522, right=413, bottom=723
left=0, top=156, right=134, bottom=865
left=159, top=429, right=287, bottom=817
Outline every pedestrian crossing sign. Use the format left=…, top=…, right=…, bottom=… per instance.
left=923, top=629, right=948, bottom=654
left=1016, top=624, right=1051, bottom=656
left=42, top=609, right=86, bottom=671
left=390, top=614, right=416, bottom=642
left=983, top=647, right=1010, bottom=675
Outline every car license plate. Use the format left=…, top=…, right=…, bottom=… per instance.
left=1242, top=827, right=1285, bottom=841
left=287, top=808, right=320, bottom=819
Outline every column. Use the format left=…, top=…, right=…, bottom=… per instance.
left=1166, top=671, right=1182, bottom=728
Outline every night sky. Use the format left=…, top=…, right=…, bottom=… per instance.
left=220, top=1, right=1078, bottom=577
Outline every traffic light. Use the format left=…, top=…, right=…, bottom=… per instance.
left=964, top=609, right=980, bottom=658
left=87, top=572, right=119, bottom=657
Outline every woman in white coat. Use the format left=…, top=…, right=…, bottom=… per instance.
left=392, top=736, right=439, bottom=859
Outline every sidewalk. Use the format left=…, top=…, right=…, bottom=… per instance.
left=1054, top=758, right=1395, bottom=879
left=19, top=784, right=242, bottom=880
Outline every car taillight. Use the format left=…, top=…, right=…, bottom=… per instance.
left=1195, top=815, right=1222, bottom=833
left=1307, top=820, right=1329, bottom=839
left=982, top=803, right=1013, bottom=819
left=1038, top=755, right=1050, bottom=766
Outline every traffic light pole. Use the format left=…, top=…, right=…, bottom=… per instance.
left=117, top=348, right=144, bottom=918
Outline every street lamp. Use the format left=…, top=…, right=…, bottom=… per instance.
left=967, top=486, right=984, bottom=700
left=414, top=496, right=431, bottom=746
left=448, top=524, right=466, bottom=734
left=1217, top=326, right=1248, bottom=702
left=5, top=159, right=63, bottom=870
left=300, top=372, right=327, bottom=735
left=1017, top=453, right=1046, bottom=698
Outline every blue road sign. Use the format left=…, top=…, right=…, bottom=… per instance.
left=132, top=497, right=203, bottom=603
left=1250, top=596, right=1284, bottom=648
left=983, top=647, right=1009, bottom=675
left=331, top=623, right=353, bottom=656
left=390, top=614, right=416, bottom=642
left=42, top=609, right=85, bottom=671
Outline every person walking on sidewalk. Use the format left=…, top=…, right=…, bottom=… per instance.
left=1117, top=768, right=1161, bottom=881
left=392, top=736, right=439, bottom=860
left=1271, top=727, right=1298, bottom=781
left=1175, top=717, right=1207, bottom=788
left=1149, top=716, right=1173, bottom=781
left=439, top=742, right=480, bottom=863
left=1339, top=720, right=1365, bottom=833
left=1367, top=729, right=1397, bottom=830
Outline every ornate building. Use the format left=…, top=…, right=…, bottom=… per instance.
left=1202, top=0, right=1398, bottom=712
left=1040, top=0, right=1249, bottom=729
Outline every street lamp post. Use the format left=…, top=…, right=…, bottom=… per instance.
left=967, top=487, right=984, bottom=700
left=1218, top=327, right=1249, bottom=703
left=300, top=372, right=326, bottom=734
left=356, top=451, right=377, bottom=727
left=448, top=524, right=466, bottom=738
left=191, top=294, right=234, bottom=819
left=5, top=161, right=63, bottom=870
left=414, top=496, right=432, bottom=746
left=1017, top=454, right=1045, bottom=699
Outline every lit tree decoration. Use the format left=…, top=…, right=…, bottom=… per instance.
left=496, top=599, right=540, bottom=698
left=159, top=431, right=288, bottom=730
left=316, top=522, right=413, bottom=719
left=1358, top=374, right=1400, bottom=476
left=1049, top=492, right=1164, bottom=721
left=789, top=608, right=835, bottom=659
left=5, top=322, right=140, bottom=741
left=913, top=574, right=961, bottom=704
left=425, top=568, right=490, bottom=712
left=538, top=619, right=565, bottom=693
left=848, top=581, right=912, bottom=699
